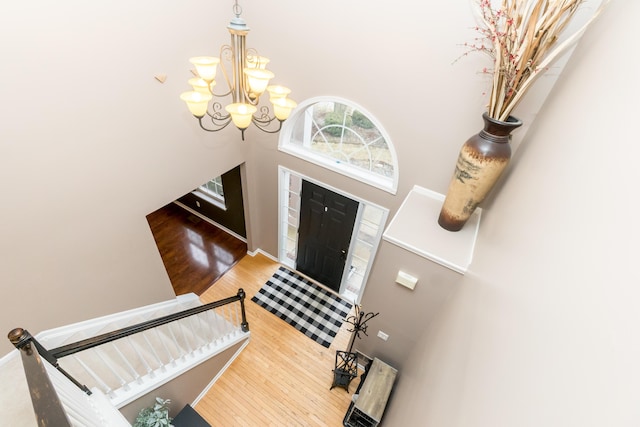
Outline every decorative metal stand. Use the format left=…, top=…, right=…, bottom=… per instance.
left=331, top=305, right=379, bottom=391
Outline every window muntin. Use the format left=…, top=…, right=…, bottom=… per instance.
left=197, top=176, right=224, bottom=201
left=193, top=175, right=226, bottom=209
left=280, top=97, right=398, bottom=194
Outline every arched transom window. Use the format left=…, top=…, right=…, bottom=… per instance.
left=279, top=97, right=398, bottom=194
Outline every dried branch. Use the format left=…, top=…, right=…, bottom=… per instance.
left=467, top=0, right=610, bottom=121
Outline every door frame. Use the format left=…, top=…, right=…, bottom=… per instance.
left=277, top=166, right=388, bottom=303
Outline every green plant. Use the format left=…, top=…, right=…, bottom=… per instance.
left=351, top=110, right=374, bottom=129
left=133, top=397, right=173, bottom=427
left=323, top=111, right=352, bottom=136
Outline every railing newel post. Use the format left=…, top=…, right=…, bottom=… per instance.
left=8, top=328, right=73, bottom=426
left=238, top=288, right=249, bottom=332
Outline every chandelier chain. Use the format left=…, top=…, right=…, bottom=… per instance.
left=232, top=1, right=242, bottom=18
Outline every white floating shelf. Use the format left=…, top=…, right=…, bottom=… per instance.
left=383, top=185, right=481, bottom=274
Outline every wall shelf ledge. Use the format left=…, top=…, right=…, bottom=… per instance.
left=383, top=185, right=481, bottom=274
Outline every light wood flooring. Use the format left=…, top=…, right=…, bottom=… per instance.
left=195, top=253, right=360, bottom=426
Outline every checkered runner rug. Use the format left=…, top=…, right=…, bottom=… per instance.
left=251, top=266, right=353, bottom=348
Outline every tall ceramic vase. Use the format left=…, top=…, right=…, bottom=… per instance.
left=438, top=112, right=522, bottom=232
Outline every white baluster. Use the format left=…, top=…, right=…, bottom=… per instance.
left=125, top=336, right=154, bottom=378
left=195, top=312, right=212, bottom=348
left=153, top=326, right=176, bottom=367
left=224, top=305, right=234, bottom=337
left=189, top=315, right=206, bottom=351
left=176, top=318, right=195, bottom=357
left=72, top=354, right=113, bottom=397
left=232, top=304, right=241, bottom=336
left=94, top=347, right=128, bottom=390
left=141, top=331, right=165, bottom=371
left=204, top=310, right=218, bottom=343
left=111, top=342, right=141, bottom=385
left=213, top=307, right=225, bottom=343
left=166, top=322, right=187, bottom=361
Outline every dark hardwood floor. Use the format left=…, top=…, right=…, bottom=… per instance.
left=146, top=202, right=247, bottom=296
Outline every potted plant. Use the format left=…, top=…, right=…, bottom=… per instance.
left=133, top=397, right=173, bottom=427
left=438, top=0, right=610, bottom=231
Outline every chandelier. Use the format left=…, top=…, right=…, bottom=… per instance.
left=180, top=1, right=297, bottom=140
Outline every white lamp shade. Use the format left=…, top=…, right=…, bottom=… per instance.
left=180, top=91, right=213, bottom=117
left=245, top=55, right=270, bottom=69
left=189, top=56, right=220, bottom=82
left=272, top=98, right=297, bottom=121
left=188, top=78, right=214, bottom=94
left=244, top=69, right=274, bottom=96
left=267, top=85, right=291, bottom=101
left=225, top=103, right=257, bottom=129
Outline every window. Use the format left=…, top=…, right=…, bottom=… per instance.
left=193, top=175, right=225, bottom=208
left=279, top=97, right=398, bottom=194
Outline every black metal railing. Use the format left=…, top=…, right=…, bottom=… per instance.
left=8, top=288, right=248, bottom=426
left=49, top=288, right=249, bottom=359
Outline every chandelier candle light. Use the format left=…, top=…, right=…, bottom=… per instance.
left=180, top=1, right=297, bottom=140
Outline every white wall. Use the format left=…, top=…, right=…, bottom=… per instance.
left=3, top=1, right=634, bottom=423
left=382, top=1, right=640, bottom=425
left=0, top=1, right=249, bottom=354
left=242, top=0, right=506, bottom=254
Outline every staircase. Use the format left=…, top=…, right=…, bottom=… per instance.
left=6, top=290, right=250, bottom=426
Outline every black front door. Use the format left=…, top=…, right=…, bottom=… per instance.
left=296, top=180, right=359, bottom=292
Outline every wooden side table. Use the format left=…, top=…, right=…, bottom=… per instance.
left=344, top=357, right=397, bottom=427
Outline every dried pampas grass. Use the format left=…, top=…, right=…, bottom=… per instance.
left=465, top=0, right=610, bottom=121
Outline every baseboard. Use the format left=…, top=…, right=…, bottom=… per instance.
left=247, top=248, right=278, bottom=262
left=173, top=201, right=247, bottom=243
left=190, top=337, right=251, bottom=407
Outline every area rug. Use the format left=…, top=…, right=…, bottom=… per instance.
left=251, top=266, right=353, bottom=348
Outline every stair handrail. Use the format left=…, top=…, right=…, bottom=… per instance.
left=50, top=288, right=248, bottom=359
left=8, top=288, right=248, bottom=399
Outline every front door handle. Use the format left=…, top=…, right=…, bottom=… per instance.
left=340, top=249, right=347, bottom=261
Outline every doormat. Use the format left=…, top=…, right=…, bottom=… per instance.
left=252, top=266, right=353, bottom=348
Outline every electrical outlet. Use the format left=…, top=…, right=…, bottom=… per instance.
left=377, top=330, right=389, bottom=341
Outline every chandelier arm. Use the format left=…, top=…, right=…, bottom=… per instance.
left=250, top=117, right=283, bottom=134
left=252, top=105, right=276, bottom=124
left=240, top=47, right=262, bottom=106
left=251, top=115, right=277, bottom=125
left=209, top=88, right=233, bottom=98
left=218, top=45, right=235, bottom=99
left=197, top=116, right=233, bottom=133
left=244, top=94, right=260, bottom=106
left=205, top=102, right=231, bottom=122
left=237, top=64, right=256, bottom=105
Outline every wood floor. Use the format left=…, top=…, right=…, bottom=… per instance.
left=195, top=253, right=361, bottom=426
left=146, top=202, right=247, bottom=296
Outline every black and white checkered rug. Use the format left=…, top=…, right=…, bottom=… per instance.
left=251, top=266, right=353, bottom=348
